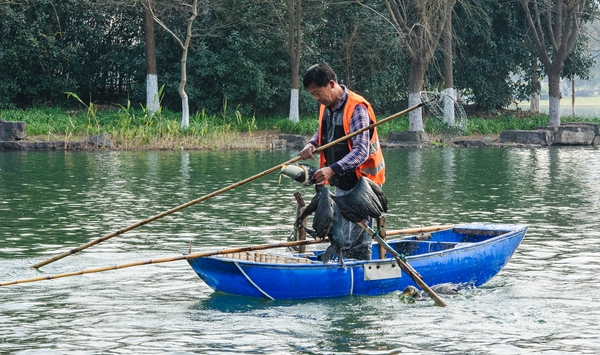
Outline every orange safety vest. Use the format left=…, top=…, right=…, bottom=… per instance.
left=317, top=90, right=385, bottom=186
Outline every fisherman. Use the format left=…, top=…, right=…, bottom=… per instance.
left=299, top=63, right=385, bottom=261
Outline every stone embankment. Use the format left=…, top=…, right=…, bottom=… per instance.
left=384, top=122, right=599, bottom=148
left=2, top=120, right=598, bottom=151
left=277, top=122, right=599, bottom=149
left=0, top=120, right=113, bottom=151
left=498, top=123, right=600, bottom=147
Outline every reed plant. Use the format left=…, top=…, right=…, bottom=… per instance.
left=0, top=92, right=275, bottom=149
left=64, top=92, right=104, bottom=138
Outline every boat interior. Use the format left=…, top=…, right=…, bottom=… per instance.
left=217, top=227, right=512, bottom=265
left=312, top=226, right=510, bottom=262
left=373, top=227, right=510, bottom=259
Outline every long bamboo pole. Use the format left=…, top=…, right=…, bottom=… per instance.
left=31, top=103, right=426, bottom=269
left=8, top=223, right=453, bottom=287
left=357, top=221, right=448, bottom=307
left=5, top=238, right=329, bottom=287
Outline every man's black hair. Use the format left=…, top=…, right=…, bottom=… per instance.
left=303, top=63, right=337, bottom=89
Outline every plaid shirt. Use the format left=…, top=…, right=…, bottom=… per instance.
left=307, top=86, right=371, bottom=177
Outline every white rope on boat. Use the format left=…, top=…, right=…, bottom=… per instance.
left=233, top=261, right=275, bottom=300
left=350, top=267, right=354, bottom=295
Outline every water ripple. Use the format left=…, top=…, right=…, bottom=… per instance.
left=1, top=148, right=600, bottom=354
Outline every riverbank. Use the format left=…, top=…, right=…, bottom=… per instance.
left=0, top=130, right=281, bottom=151
left=5, top=126, right=600, bottom=151
left=0, top=130, right=507, bottom=151
left=2, top=106, right=599, bottom=150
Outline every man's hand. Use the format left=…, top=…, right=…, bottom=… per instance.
left=299, top=143, right=316, bottom=160
left=312, top=167, right=334, bottom=185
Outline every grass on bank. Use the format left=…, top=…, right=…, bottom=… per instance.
left=1, top=102, right=599, bottom=150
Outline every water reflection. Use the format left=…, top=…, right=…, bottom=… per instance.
left=1, top=147, right=600, bottom=354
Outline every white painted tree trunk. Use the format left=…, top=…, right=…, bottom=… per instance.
left=547, top=72, right=562, bottom=126
left=408, top=92, right=424, bottom=131
left=571, top=78, right=576, bottom=117
left=530, top=92, right=540, bottom=113
left=146, top=74, right=159, bottom=113
left=530, top=60, right=540, bottom=113
left=289, top=88, right=299, bottom=123
left=548, top=96, right=561, bottom=126
left=181, top=93, right=189, bottom=128
left=443, top=87, right=455, bottom=126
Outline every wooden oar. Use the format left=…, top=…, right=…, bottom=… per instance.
left=31, top=103, right=426, bottom=269
left=4, top=238, right=329, bottom=287
left=356, top=221, right=448, bottom=307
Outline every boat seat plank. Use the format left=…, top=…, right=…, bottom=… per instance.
left=220, top=251, right=316, bottom=264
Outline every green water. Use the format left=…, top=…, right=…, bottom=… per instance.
left=1, top=147, right=600, bottom=354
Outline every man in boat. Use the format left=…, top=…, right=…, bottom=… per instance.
left=299, top=63, right=385, bottom=261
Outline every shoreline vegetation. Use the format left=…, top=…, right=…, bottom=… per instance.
left=1, top=101, right=599, bottom=150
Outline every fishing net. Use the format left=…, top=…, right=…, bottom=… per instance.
left=420, top=91, right=468, bottom=140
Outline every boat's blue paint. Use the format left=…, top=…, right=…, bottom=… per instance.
left=187, top=223, right=528, bottom=300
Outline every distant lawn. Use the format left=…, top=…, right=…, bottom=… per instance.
left=516, top=96, right=600, bottom=118
left=517, top=95, right=600, bottom=108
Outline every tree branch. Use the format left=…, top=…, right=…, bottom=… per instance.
left=521, top=0, right=551, bottom=67
left=149, top=1, right=184, bottom=49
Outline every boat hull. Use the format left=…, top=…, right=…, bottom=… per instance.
left=187, top=223, right=527, bottom=300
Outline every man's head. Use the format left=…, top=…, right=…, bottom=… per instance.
left=303, top=63, right=337, bottom=89
left=303, top=63, right=342, bottom=109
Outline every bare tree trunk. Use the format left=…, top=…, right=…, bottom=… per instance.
left=150, top=0, right=198, bottom=128
left=144, top=0, right=159, bottom=113
left=521, top=0, right=584, bottom=127
left=530, top=60, right=540, bottom=113
left=408, top=59, right=426, bottom=131
left=287, top=0, right=301, bottom=123
left=179, top=1, right=197, bottom=128
left=379, top=0, right=455, bottom=132
left=340, top=23, right=359, bottom=87
left=442, top=8, right=455, bottom=125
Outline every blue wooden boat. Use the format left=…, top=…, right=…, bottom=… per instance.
left=186, top=223, right=527, bottom=300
